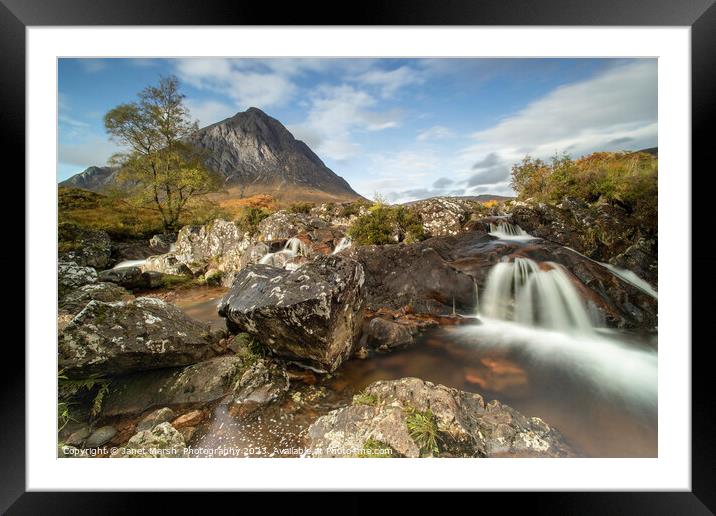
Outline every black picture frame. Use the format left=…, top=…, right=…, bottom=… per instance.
left=5, top=0, right=714, bottom=512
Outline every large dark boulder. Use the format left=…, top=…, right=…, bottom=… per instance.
left=58, top=223, right=113, bottom=269
left=307, top=377, right=575, bottom=458
left=59, top=297, right=219, bottom=377
left=346, top=243, right=478, bottom=315
left=218, top=254, right=366, bottom=372
left=98, top=266, right=148, bottom=290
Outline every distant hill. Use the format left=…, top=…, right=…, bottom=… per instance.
left=59, top=165, right=119, bottom=191
left=60, top=107, right=362, bottom=203
left=635, top=147, right=658, bottom=156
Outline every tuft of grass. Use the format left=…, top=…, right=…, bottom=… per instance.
left=348, top=203, right=425, bottom=246
left=510, top=151, right=657, bottom=233
left=405, top=406, right=440, bottom=456
left=353, top=391, right=378, bottom=406
left=234, top=206, right=272, bottom=236
left=358, top=438, right=394, bottom=458
left=58, top=371, right=111, bottom=422
left=288, top=201, right=314, bottom=214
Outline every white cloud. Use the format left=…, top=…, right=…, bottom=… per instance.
left=417, top=125, right=455, bottom=142
left=459, top=60, right=658, bottom=191
left=79, top=59, right=107, bottom=73
left=185, top=99, right=237, bottom=127
left=355, top=65, right=424, bottom=98
left=175, top=58, right=296, bottom=110
left=289, top=84, right=401, bottom=161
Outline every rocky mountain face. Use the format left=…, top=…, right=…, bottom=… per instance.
left=60, top=107, right=361, bottom=201
left=188, top=107, right=359, bottom=199
left=59, top=166, right=118, bottom=191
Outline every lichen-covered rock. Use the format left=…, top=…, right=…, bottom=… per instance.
left=58, top=224, right=113, bottom=269
left=230, top=359, right=290, bottom=418
left=110, top=422, right=186, bottom=458
left=307, top=378, right=574, bottom=458
left=409, top=197, right=478, bottom=237
left=58, top=261, right=97, bottom=299
left=218, top=254, right=366, bottom=372
left=257, top=211, right=327, bottom=241
left=59, top=282, right=134, bottom=315
left=136, top=407, right=176, bottom=432
left=346, top=243, right=477, bottom=315
left=141, top=253, right=193, bottom=277
left=101, top=355, right=246, bottom=417
left=508, top=197, right=656, bottom=285
left=58, top=297, right=219, bottom=377
left=609, top=237, right=657, bottom=288
left=174, top=220, right=252, bottom=275
left=149, top=233, right=177, bottom=254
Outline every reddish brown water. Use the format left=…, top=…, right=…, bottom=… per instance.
left=176, top=287, right=657, bottom=458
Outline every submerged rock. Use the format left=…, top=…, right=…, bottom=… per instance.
left=111, top=422, right=186, bottom=458
left=84, top=425, right=117, bottom=448
left=219, top=255, right=366, bottom=372
left=307, top=377, right=574, bottom=458
left=230, top=359, right=290, bottom=418
left=58, top=297, right=219, bottom=377
left=101, top=355, right=246, bottom=417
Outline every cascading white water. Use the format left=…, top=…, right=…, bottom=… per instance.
left=480, top=257, right=594, bottom=334
left=112, top=258, right=148, bottom=269
left=563, top=246, right=657, bottom=299
left=488, top=221, right=536, bottom=241
left=259, top=237, right=311, bottom=267
left=332, top=236, right=352, bottom=254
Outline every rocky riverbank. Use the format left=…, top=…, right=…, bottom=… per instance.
left=57, top=196, right=658, bottom=458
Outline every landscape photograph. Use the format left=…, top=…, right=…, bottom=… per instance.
left=57, top=57, right=658, bottom=459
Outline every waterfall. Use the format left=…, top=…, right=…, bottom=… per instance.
left=113, top=258, right=148, bottom=269
left=259, top=237, right=310, bottom=267
left=332, top=236, right=352, bottom=254
left=488, top=221, right=535, bottom=241
left=481, top=257, right=595, bottom=334
left=564, top=246, right=657, bottom=299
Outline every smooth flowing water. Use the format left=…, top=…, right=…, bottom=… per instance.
left=259, top=237, right=312, bottom=267
left=176, top=222, right=657, bottom=458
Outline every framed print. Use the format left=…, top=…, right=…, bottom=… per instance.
left=6, top=0, right=715, bottom=512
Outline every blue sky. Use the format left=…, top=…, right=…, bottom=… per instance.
left=58, top=58, right=657, bottom=200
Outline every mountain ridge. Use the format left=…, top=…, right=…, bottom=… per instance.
left=60, top=107, right=362, bottom=202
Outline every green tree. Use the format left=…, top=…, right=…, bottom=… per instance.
left=104, top=75, right=220, bottom=230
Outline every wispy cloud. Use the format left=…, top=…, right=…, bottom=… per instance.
left=175, top=58, right=297, bottom=110
left=354, top=65, right=424, bottom=98
left=289, top=84, right=401, bottom=161
left=417, top=125, right=455, bottom=142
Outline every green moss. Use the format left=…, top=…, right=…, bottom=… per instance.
left=159, top=274, right=194, bottom=289
left=353, top=391, right=378, bottom=406
left=405, top=406, right=440, bottom=457
left=358, top=438, right=394, bottom=458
